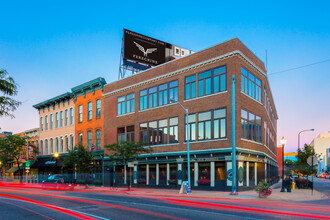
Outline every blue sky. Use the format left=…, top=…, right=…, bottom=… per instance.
left=1, top=1, right=329, bottom=152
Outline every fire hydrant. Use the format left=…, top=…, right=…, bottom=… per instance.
left=292, top=181, right=296, bottom=190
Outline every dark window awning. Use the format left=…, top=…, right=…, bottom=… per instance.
left=31, top=158, right=64, bottom=168
left=6, top=166, right=19, bottom=173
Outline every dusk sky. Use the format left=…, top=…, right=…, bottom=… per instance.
left=0, top=1, right=329, bottom=152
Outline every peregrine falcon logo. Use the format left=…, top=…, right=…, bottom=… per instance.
left=134, top=41, right=157, bottom=57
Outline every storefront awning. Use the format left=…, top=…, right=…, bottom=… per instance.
left=31, top=158, right=64, bottom=168
left=6, top=166, right=19, bottom=173
left=20, top=161, right=36, bottom=169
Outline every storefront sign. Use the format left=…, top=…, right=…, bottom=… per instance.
left=45, top=161, right=56, bottom=165
left=179, top=181, right=192, bottom=194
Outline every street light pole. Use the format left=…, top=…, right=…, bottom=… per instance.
left=280, top=137, right=287, bottom=192
left=169, top=98, right=190, bottom=186
left=298, top=129, right=315, bottom=150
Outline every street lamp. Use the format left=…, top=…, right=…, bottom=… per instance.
left=169, top=98, right=191, bottom=187
left=54, top=152, right=59, bottom=174
left=280, top=137, right=287, bottom=192
left=298, top=129, right=314, bottom=150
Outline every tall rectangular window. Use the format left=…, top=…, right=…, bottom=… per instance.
left=96, top=99, right=101, bottom=118
left=148, top=87, right=157, bottom=108
left=88, top=102, right=92, bottom=120
left=140, top=89, right=148, bottom=110
left=169, top=80, right=178, bottom=102
left=198, top=111, right=211, bottom=140
left=45, top=139, right=48, bottom=155
left=45, top=116, right=48, bottom=131
left=185, top=75, right=196, bottom=100
left=78, top=105, right=83, bottom=122
left=139, top=123, right=148, bottom=143
left=117, top=96, right=125, bottom=115
left=126, top=126, right=135, bottom=142
left=198, top=70, right=212, bottom=96
left=78, top=133, right=83, bottom=145
left=70, top=108, right=74, bottom=125
left=126, top=93, right=134, bottom=113
left=65, top=109, right=68, bottom=126
left=117, top=127, right=125, bottom=143
left=96, top=130, right=101, bottom=148
left=241, top=67, right=262, bottom=102
left=214, top=66, right=226, bottom=93
left=55, top=138, right=58, bottom=152
left=65, top=136, right=68, bottom=152
left=87, top=131, right=92, bottom=149
left=70, top=135, right=73, bottom=151
left=186, top=114, right=196, bottom=141
left=50, top=114, right=53, bottom=130
left=39, top=140, right=43, bottom=155
left=40, top=117, right=43, bottom=131
left=241, top=109, right=262, bottom=143
left=214, top=108, right=226, bottom=139
left=158, top=83, right=168, bottom=106
left=149, top=121, right=157, bottom=145
left=60, top=137, right=63, bottom=153
left=158, top=119, right=168, bottom=144
left=60, top=111, right=63, bottom=127
left=56, top=113, right=59, bottom=128
left=50, top=138, right=53, bottom=154
left=169, top=117, right=178, bottom=143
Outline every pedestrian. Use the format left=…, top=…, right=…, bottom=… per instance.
left=286, top=176, right=292, bottom=192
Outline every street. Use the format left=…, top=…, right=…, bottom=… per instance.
left=0, top=183, right=329, bottom=220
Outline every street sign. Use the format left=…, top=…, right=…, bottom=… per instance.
left=127, top=162, right=134, bottom=168
left=307, top=156, right=318, bottom=166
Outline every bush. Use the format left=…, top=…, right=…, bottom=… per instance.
left=94, top=180, right=102, bottom=186
left=295, top=178, right=312, bottom=189
left=255, top=181, right=272, bottom=196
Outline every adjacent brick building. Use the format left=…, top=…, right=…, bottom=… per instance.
left=103, top=38, right=278, bottom=190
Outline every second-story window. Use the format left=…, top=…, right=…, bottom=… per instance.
left=198, top=111, right=211, bottom=140
left=78, top=133, right=83, bottom=145
left=87, top=131, right=92, bottom=149
left=70, top=108, right=74, bottom=125
left=169, top=117, right=179, bottom=143
left=60, top=111, right=63, bottom=127
left=186, top=114, right=196, bottom=141
left=96, top=99, right=101, bottom=118
left=78, top=105, right=83, bottom=122
left=88, top=102, right=92, bottom=120
left=96, top=130, right=101, bottom=148
left=50, top=114, right=53, bottom=130
left=56, top=113, right=59, bottom=128
left=40, top=117, right=43, bottom=131
left=126, top=94, right=134, bottom=113
left=241, top=109, right=262, bottom=143
left=65, top=109, right=68, bottom=126
left=45, top=115, right=48, bottom=131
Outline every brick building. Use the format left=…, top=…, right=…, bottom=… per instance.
left=103, top=38, right=278, bottom=190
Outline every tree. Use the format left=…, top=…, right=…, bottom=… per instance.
left=284, top=159, right=295, bottom=175
left=0, top=135, right=37, bottom=181
left=294, top=144, right=321, bottom=177
left=0, top=69, right=21, bottom=118
left=104, top=141, right=152, bottom=187
left=63, top=144, right=93, bottom=183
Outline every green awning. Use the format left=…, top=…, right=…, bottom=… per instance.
left=6, top=166, right=19, bottom=173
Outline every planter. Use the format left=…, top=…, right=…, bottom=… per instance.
left=259, top=192, right=271, bottom=198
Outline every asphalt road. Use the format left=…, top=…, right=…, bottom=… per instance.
left=0, top=185, right=329, bottom=220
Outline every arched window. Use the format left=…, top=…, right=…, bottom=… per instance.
left=96, top=130, right=101, bottom=149
left=70, top=135, right=73, bottom=150
left=78, top=133, right=83, bottom=145
left=65, top=136, right=68, bottom=152
left=50, top=138, right=53, bottom=154
left=40, top=140, right=43, bottom=155
left=55, top=137, right=58, bottom=152
left=87, top=131, right=92, bottom=149
left=60, top=137, right=63, bottom=153
left=45, top=139, right=48, bottom=155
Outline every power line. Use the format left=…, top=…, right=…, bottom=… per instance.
left=268, top=58, right=330, bottom=75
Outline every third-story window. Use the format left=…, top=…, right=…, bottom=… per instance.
left=60, top=111, right=63, bottom=127
left=96, top=130, right=101, bottom=148
left=56, top=113, right=59, bottom=128
left=140, top=89, right=148, bottom=110
left=40, top=117, right=43, bottom=131
left=65, top=109, right=68, bottom=126
left=169, top=81, right=178, bottom=102
left=241, top=109, right=262, bottom=143
left=78, top=105, right=83, bottom=122
left=241, top=67, right=262, bottom=102
left=198, top=70, right=212, bottom=96
left=96, top=99, right=101, bottom=118
left=50, top=114, right=53, bottom=130
left=88, top=102, right=92, bottom=120
left=118, top=93, right=134, bottom=115
left=70, top=108, right=74, bottom=125
left=198, top=111, right=212, bottom=140
left=185, top=75, right=196, bottom=100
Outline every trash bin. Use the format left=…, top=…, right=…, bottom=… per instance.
left=292, top=181, right=295, bottom=190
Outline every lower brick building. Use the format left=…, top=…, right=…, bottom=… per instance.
left=103, top=38, right=278, bottom=190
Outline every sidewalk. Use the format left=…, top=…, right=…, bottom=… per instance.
left=79, top=182, right=328, bottom=203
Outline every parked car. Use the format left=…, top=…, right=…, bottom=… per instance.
left=41, top=175, right=76, bottom=190
left=319, top=173, right=330, bottom=178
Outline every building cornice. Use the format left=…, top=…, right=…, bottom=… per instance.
left=104, top=50, right=267, bottom=97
